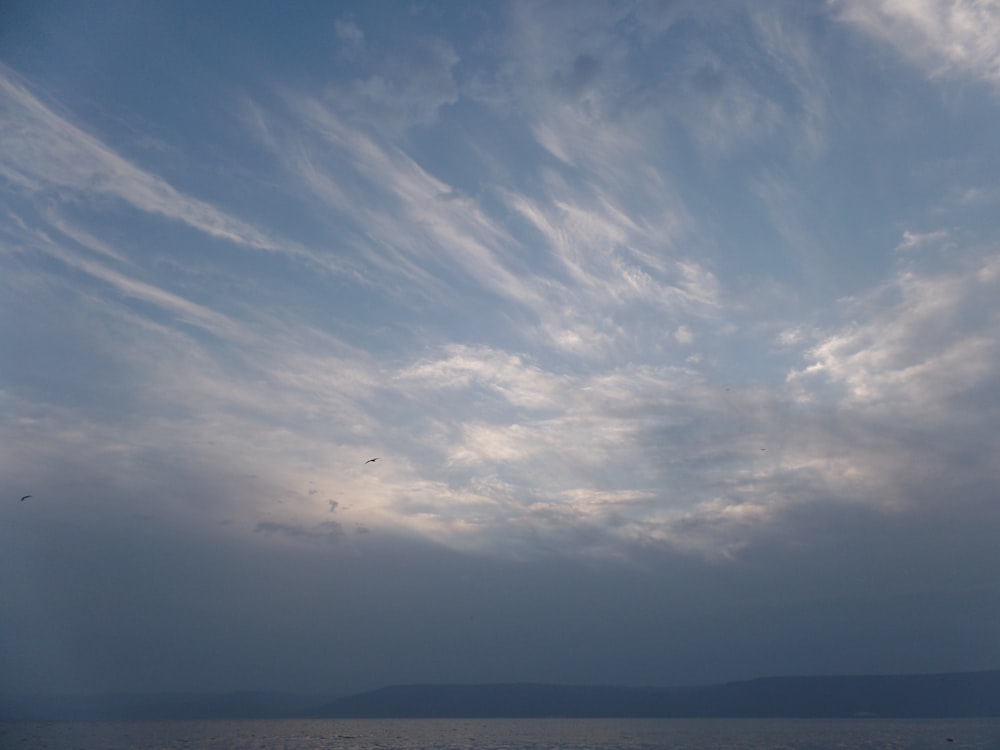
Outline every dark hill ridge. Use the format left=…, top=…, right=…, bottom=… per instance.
left=310, top=683, right=677, bottom=718
left=311, top=670, right=1000, bottom=719
left=3, top=671, right=999, bottom=720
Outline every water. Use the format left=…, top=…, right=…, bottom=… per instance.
left=3, top=718, right=1000, bottom=750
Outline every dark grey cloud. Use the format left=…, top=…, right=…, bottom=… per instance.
left=254, top=520, right=344, bottom=542
left=3, top=461, right=997, bottom=698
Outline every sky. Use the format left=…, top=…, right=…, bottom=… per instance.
left=2, top=0, right=1000, bottom=698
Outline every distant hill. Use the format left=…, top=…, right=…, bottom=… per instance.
left=310, top=671, right=1000, bottom=719
left=0, top=690, right=333, bottom=721
left=4, top=671, right=999, bottom=720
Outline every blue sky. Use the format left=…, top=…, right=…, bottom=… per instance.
left=2, top=0, right=1000, bottom=696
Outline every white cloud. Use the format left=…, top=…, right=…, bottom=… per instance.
left=334, top=19, right=364, bottom=50
left=26, top=229, right=245, bottom=342
left=834, top=0, right=1000, bottom=86
left=896, top=229, right=950, bottom=252
left=776, top=326, right=805, bottom=347
left=954, top=185, right=1000, bottom=206
left=501, top=181, right=719, bottom=354
left=398, top=345, right=566, bottom=411
left=261, top=89, right=725, bottom=362
left=270, top=93, right=547, bottom=313
left=0, top=66, right=331, bottom=271
left=790, top=252, right=1000, bottom=414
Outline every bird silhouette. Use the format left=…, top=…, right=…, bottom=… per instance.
left=20, top=495, right=32, bottom=501
left=364, top=458, right=379, bottom=464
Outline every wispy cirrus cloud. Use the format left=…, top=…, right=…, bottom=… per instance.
left=250, top=85, right=725, bottom=363
left=258, top=92, right=547, bottom=313
left=834, top=0, right=1000, bottom=87
left=0, top=65, right=331, bottom=271
left=13, top=223, right=245, bottom=342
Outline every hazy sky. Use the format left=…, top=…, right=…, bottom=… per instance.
left=2, top=0, right=1000, bottom=697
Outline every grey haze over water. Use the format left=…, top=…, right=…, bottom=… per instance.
left=5, top=718, right=1000, bottom=750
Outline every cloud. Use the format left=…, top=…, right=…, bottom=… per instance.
left=751, top=169, right=831, bottom=286
left=254, top=520, right=344, bottom=541
left=325, top=29, right=459, bottom=132
left=250, top=85, right=727, bottom=365
left=498, top=181, right=718, bottom=356
left=17, top=224, right=245, bottom=342
left=4, top=0, right=997, bottom=572
left=0, top=65, right=334, bottom=273
left=790, top=250, right=1000, bottom=414
left=747, top=4, right=830, bottom=156
left=896, top=229, right=949, bottom=252
left=334, top=19, right=364, bottom=55
left=259, top=92, right=548, bottom=312
left=476, top=1, right=828, bottom=168
left=778, top=247, right=1000, bottom=536
left=834, top=0, right=1000, bottom=87
left=397, top=345, right=566, bottom=411
left=953, top=185, right=1000, bottom=207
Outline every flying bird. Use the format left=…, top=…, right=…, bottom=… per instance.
left=364, top=458, right=379, bottom=464
left=20, top=495, right=32, bottom=501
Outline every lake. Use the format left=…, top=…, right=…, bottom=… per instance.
left=3, top=717, right=1000, bottom=749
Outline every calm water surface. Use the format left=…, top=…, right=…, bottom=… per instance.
left=3, top=718, right=1000, bottom=750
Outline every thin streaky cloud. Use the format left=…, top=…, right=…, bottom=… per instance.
left=270, top=93, right=547, bottom=311
left=40, top=208, right=132, bottom=265
left=13, top=224, right=245, bottom=342
left=0, top=66, right=333, bottom=270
